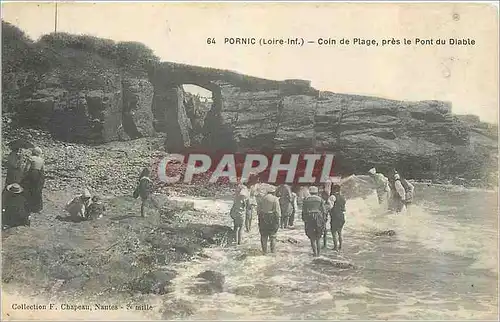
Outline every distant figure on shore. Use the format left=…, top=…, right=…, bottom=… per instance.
left=2, top=183, right=30, bottom=229
left=230, top=184, right=249, bottom=245
left=21, top=147, right=45, bottom=214
left=246, top=179, right=259, bottom=232
left=5, top=147, right=28, bottom=186
left=86, top=196, right=106, bottom=220
left=302, top=186, right=327, bottom=257
left=65, top=188, right=92, bottom=219
left=328, top=184, right=346, bottom=251
left=257, top=186, right=281, bottom=254
left=390, top=174, right=407, bottom=213
left=133, top=167, right=159, bottom=217
left=297, top=186, right=311, bottom=206
left=276, top=184, right=293, bottom=229
left=368, top=168, right=391, bottom=206
left=288, top=187, right=298, bottom=228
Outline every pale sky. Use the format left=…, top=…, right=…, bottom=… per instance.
left=2, top=2, right=498, bottom=122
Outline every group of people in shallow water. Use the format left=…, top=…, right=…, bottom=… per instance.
left=2, top=143, right=414, bottom=258
left=229, top=168, right=415, bottom=257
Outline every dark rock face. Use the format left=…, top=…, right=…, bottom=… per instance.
left=122, top=78, right=155, bottom=139
left=152, top=85, right=192, bottom=152
left=18, top=72, right=124, bottom=143
left=4, top=23, right=497, bottom=182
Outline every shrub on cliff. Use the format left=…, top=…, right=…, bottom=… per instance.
left=2, top=21, right=54, bottom=111
left=38, top=32, right=159, bottom=75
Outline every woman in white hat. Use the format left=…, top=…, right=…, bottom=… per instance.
left=391, top=174, right=407, bottom=213
left=2, top=183, right=30, bottom=229
left=368, top=168, right=390, bottom=205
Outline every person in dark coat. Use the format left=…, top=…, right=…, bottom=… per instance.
left=134, top=167, right=160, bottom=217
left=21, top=147, right=45, bottom=213
left=257, top=186, right=281, bottom=254
left=2, top=183, right=30, bottom=229
left=329, top=184, right=346, bottom=251
left=302, top=186, right=327, bottom=257
left=276, top=184, right=293, bottom=229
left=5, top=147, right=28, bottom=186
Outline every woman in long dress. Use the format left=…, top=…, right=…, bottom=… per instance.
left=21, top=147, right=45, bottom=213
left=5, top=147, right=27, bottom=186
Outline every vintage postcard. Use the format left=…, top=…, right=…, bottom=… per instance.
left=1, top=1, right=498, bottom=320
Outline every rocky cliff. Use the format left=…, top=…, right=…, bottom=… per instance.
left=2, top=21, right=498, bottom=185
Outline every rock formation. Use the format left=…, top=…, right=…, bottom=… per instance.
left=2, top=21, right=497, bottom=184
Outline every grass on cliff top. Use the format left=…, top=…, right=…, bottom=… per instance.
left=2, top=21, right=159, bottom=79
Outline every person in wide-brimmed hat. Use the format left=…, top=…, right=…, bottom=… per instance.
left=256, top=185, right=281, bottom=254
left=2, top=183, right=30, bottom=229
left=367, top=168, right=391, bottom=206
left=65, top=188, right=92, bottom=219
left=229, top=183, right=250, bottom=245
left=301, top=186, right=327, bottom=257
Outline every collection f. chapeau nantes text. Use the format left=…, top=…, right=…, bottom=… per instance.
left=10, top=303, right=154, bottom=311
left=206, top=37, right=476, bottom=46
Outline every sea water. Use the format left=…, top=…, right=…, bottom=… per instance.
left=166, top=183, right=498, bottom=320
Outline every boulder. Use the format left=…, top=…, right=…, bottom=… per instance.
left=128, top=269, right=177, bottom=295
left=374, top=230, right=397, bottom=237
left=190, top=270, right=225, bottom=295
left=312, top=258, right=357, bottom=269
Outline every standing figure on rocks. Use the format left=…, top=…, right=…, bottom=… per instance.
left=276, top=183, right=293, bottom=229
left=302, top=186, right=327, bottom=257
left=2, top=183, right=30, bottom=229
left=328, top=184, right=346, bottom=251
left=5, top=147, right=28, bottom=186
left=288, top=187, right=298, bottom=228
left=134, top=167, right=158, bottom=217
left=368, top=168, right=391, bottom=207
left=65, top=188, right=92, bottom=219
left=391, top=174, right=407, bottom=214
left=257, top=186, right=281, bottom=254
left=21, top=147, right=45, bottom=214
left=230, top=184, right=249, bottom=245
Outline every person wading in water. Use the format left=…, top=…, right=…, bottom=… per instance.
left=257, top=186, right=281, bottom=254
left=245, top=176, right=260, bottom=232
left=276, top=183, right=293, bottom=229
left=328, top=184, right=346, bottom=251
left=302, top=186, right=327, bottom=257
left=230, top=183, right=249, bottom=245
